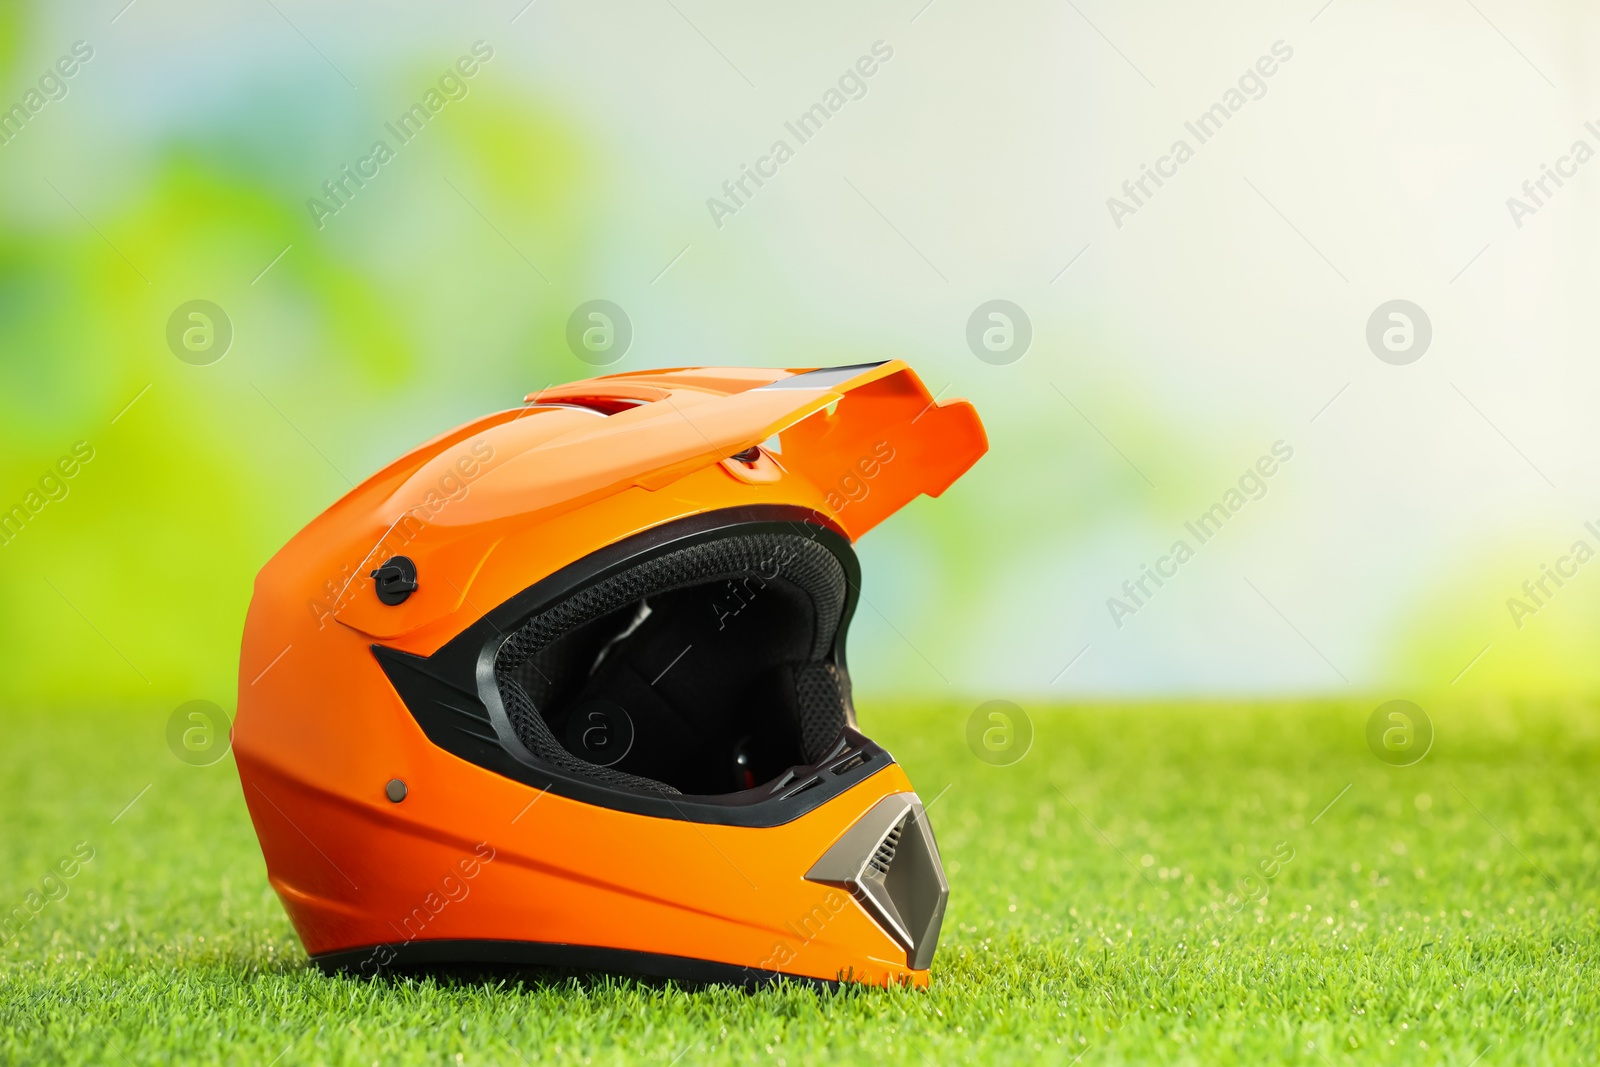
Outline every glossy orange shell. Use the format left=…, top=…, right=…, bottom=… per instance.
left=234, top=361, right=986, bottom=985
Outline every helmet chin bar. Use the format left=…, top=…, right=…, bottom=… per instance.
left=804, top=793, right=949, bottom=970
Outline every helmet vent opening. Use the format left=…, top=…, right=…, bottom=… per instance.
left=777, top=775, right=822, bottom=800
left=868, top=822, right=903, bottom=877
left=830, top=750, right=867, bottom=776
left=530, top=396, right=646, bottom=416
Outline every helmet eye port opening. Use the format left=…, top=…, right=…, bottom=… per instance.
left=493, top=533, right=856, bottom=798
left=370, top=512, right=890, bottom=827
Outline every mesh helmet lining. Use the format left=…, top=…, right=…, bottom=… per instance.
left=493, top=532, right=852, bottom=796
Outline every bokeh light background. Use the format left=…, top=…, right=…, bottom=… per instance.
left=3, top=0, right=1598, bottom=715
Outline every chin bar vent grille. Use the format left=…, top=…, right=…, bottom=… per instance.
left=803, top=794, right=950, bottom=971
left=868, top=823, right=903, bottom=877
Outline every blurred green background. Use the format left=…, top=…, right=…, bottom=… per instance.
left=3, top=0, right=1599, bottom=714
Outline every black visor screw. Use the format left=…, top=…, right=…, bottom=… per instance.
left=371, top=556, right=419, bottom=606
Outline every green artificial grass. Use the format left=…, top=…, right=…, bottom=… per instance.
left=1, top=697, right=1595, bottom=1065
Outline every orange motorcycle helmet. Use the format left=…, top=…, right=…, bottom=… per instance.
left=234, top=361, right=986, bottom=987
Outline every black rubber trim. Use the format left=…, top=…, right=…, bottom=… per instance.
left=371, top=505, right=890, bottom=828
left=312, top=938, right=840, bottom=991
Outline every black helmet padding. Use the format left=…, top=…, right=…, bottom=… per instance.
left=494, top=532, right=852, bottom=796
